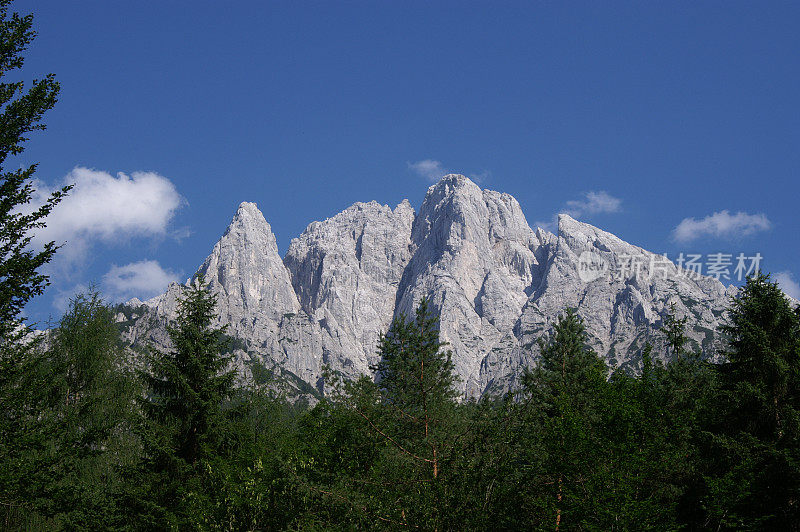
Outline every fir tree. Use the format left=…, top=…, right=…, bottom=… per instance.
left=702, top=273, right=800, bottom=529
left=662, top=302, right=689, bottom=360
left=132, top=276, right=236, bottom=527
left=517, top=308, right=608, bottom=530
left=0, top=1, right=69, bottom=525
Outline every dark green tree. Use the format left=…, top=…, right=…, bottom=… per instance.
left=0, top=0, right=68, bottom=346
left=38, top=291, right=138, bottom=527
left=662, top=302, right=689, bottom=360
left=701, top=273, right=800, bottom=529
left=443, top=394, right=519, bottom=530
left=516, top=308, right=609, bottom=530
left=297, top=298, right=462, bottom=529
left=367, top=297, right=461, bottom=527
left=188, top=381, right=306, bottom=530
left=2, top=291, right=139, bottom=529
left=602, top=340, right=709, bottom=529
left=131, top=276, right=237, bottom=528
left=0, top=1, right=69, bottom=525
left=371, top=297, right=459, bottom=481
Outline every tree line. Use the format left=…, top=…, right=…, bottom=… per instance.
left=2, top=2, right=799, bottom=529
left=3, top=275, right=799, bottom=530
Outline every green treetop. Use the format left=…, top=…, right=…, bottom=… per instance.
left=0, top=0, right=68, bottom=346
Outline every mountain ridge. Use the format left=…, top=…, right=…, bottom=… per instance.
left=123, top=174, right=732, bottom=397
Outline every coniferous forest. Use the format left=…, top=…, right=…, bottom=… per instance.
left=2, top=2, right=800, bottom=530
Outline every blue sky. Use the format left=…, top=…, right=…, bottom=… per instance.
left=14, top=0, right=800, bottom=324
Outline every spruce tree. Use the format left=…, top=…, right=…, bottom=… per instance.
left=304, top=298, right=461, bottom=529
left=0, top=1, right=69, bottom=525
left=0, top=0, right=68, bottom=347
left=517, top=309, right=608, bottom=529
left=602, top=340, right=703, bottom=529
left=647, top=304, right=720, bottom=527
left=702, top=273, right=800, bottom=529
left=132, top=276, right=236, bottom=527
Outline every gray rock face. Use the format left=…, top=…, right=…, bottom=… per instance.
left=124, top=176, right=733, bottom=397
left=394, top=175, right=551, bottom=396
left=493, top=213, right=731, bottom=394
left=284, top=200, right=415, bottom=377
left=193, top=202, right=326, bottom=385
left=126, top=202, right=325, bottom=388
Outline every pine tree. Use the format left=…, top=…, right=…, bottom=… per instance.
left=662, top=303, right=689, bottom=360
left=517, top=309, right=608, bottom=529
left=354, top=298, right=460, bottom=527
left=0, top=2, right=69, bottom=525
left=701, top=273, right=800, bottom=529
left=372, top=297, right=459, bottom=476
left=132, top=276, right=236, bottom=527
left=302, top=298, right=461, bottom=528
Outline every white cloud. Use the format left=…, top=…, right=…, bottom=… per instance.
left=407, top=159, right=491, bottom=185
left=672, top=210, right=771, bottom=243
left=775, top=271, right=800, bottom=301
left=408, top=159, right=447, bottom=182
left=532, top=190, right=621, bottom=232
left=28, top=167, right=185, bottom=263
left=102, top=260, right=179, bottom=302
left=561, top=191, right=622, bottom=219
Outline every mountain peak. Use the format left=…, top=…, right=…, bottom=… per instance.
left=557, top=212, right=578, bottom=224
left=441, top=173, right=472, bottom=183
left=419, top=174, right=482, bottom=217
left=237, top=200, right=259, bottom=211
left=177, top=202, right=302, bottom=357
left=431, top=173, right=478, bottom=190
left=222, top=201, right=275, bottom=242
left=556, top=212, right=589, bottom=235
left=395, top=198, right=413, bottom=211
left=232, top=201, right=265, bottom=222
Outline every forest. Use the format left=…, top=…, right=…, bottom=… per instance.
left=3, top=271, right=800, bottom=530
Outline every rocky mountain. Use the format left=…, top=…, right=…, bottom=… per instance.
left=284, top=199, right=415, bottom=379
left=121, top=175, right=733, bottom=397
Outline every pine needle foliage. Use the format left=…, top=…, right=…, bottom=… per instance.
left=132, top=276, right=236, bottom=527
left=700, top=273, right=800, bottom=529
left=0, top=0, right=67, bottom=346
